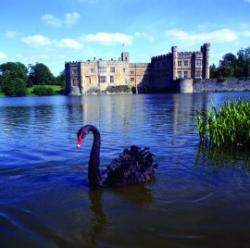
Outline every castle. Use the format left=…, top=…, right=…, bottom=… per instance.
left=65, top=43, right=210, bottom=95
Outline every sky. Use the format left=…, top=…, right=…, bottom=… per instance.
left=0, top=0, right=250, bottom=75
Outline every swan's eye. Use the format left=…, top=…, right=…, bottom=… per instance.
left=77, top=133, right=84, bottom=148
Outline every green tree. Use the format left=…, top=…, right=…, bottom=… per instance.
left=55, top=70, right=65, bottom=93
left=237, top=47, right=250, bottom=77
left=218, top=53, right=237, bottom=78
left=55, top=70, right=65, bottom=86
left=0, top=62, right=28, bottom=88
left=217, top=64, right=234, bottom=78
left=210, top=64, right=218, bottom=78
left=214, top=47, right=250, bottom=79
left=220, top=53, right=237, bottom=67
left=0, top=62, right=27, bottom=96
left=0, top=62, right=27, bottom=81
left=0, top=75, right=26, bottom=96
left=28, top=63, right=56, bottom=85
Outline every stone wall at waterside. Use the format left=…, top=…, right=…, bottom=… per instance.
left=194, top=79, right=250, bottom=93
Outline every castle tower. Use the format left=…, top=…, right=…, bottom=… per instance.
left=121, top=52, right=129, bottom=62
left=201, top=43, right=210, bottom=79
left=65, top=62, right=84, bottom=95
left=172, top=46, right=178, bottom=80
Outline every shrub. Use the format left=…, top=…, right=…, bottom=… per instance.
left=217, top=76, right=226, bottom=82
left=106, top=85, right=130, bottom=93
left=197, top=100, right=250, bottom=148
left=32, top=86, right=55, bottom=96
left=106, top=85, right=131, bottom=93
left=86, top=87, right=100, bottom=95
left=1, top=77, right=27, bottom=96
left=131, top=86, right=136, bottom=94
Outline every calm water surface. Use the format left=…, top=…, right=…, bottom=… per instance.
left=0, top=93, right=250, bottom=248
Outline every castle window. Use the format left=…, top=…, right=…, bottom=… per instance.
left=195, top=71, right=202, bottom=78
left=90, top=68, right=94, bottom=73
left=123, top=68, right=126, bottom=72
left=178, top=60, right=182, bottom=66
left=130, top=70, right=134, bottom=75
left=184, top=71, right=188, bottom=78
left=184, top=60, right=189, bottom=66
left=178, top=71, right=182, bottom=78
left=195, top=59, right=202, bottom=66
left=71, top=69, right=78, bottom=75
left=72, top=79, right=78, bottom=86
left=110, top=75, right=114, bottom=84
left=98, top=66, right=107, bottom=73
left=98, top=76, right=106, bottom=83
left=130, top=77, right=134, bottom=82
left=110, top=67, right=115, bottom=73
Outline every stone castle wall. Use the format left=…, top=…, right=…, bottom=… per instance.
left=65, top=43, right=210, bottom=95
left=193, top=78, right=250, bottom=92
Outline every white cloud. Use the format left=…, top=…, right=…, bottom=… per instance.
left=22, top=35, right=52, bottom=46
left=5, top=31, right=20, bottom=39
left=134, top=32, right=154, bottom=42
left=41, top=12, right=80, bottom=27
left=22, top=35, right=83, bottom=49
left=244, top=0, right=250, bottom=2
left=64, top=12, right=80, bottom=25
left=0, top=51, right=7, bottom=60
left=166, top=29, right=238, bottom=44
left=82, top=32, right=133, bottom=45
left=55, top=38, right=83, bottom=49
left=41, top=14, right=61, bottom=27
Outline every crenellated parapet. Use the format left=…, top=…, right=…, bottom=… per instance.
left=151, top=53, right=171, bottom=61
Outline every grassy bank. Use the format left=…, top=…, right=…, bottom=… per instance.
left=197, top=100, right=250, bottom=148
left=0, top=85, right=63, bottom=97
left=27, top=85, right=63, bottom=96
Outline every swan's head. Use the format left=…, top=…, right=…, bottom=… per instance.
left=77, top=126, right=90, bottom=148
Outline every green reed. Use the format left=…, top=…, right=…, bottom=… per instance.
left=197, top=100, right=250, bottom=148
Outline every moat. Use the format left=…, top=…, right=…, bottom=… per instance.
left=0, top=93, right=250, bottom=247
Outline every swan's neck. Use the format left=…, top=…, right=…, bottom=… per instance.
left=88, top=126, right=102, bottom=186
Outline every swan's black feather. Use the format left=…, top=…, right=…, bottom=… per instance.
left=78, top=125, right=158, bottom=187
left=104, top=145, right=158, bottom=186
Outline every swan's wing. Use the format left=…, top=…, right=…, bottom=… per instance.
left=105, top=145, right=158, bottom=186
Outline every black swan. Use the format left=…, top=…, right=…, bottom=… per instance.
left=77, top=125, right=158, bottom=187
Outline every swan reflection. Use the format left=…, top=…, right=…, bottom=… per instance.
left=88, top=184, right=153, bottom=246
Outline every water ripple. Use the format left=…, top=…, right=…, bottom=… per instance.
left=1, top=93, right=250, bottom=247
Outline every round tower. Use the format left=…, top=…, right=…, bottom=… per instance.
left=172, top=46, right=178, bottom=80
left=202, top=43, right=210, bottom=79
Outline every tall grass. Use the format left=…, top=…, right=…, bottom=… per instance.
left=197, top=100, right=250, bottom=148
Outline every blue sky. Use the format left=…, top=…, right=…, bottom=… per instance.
left=0, top=0, right=250, bottom=75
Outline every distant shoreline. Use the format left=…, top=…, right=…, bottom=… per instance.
left=1, top=79, right=250, bottom=97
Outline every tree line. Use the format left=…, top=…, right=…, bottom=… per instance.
left=210, top=46, right=250, bottom=80
left=0, top=62, right=65, bottom=96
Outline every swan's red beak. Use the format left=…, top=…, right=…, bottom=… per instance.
left=77, top=134, right=84, bottom=148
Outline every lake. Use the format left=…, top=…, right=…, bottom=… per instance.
left=0, top=93, right=250, bottom=248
